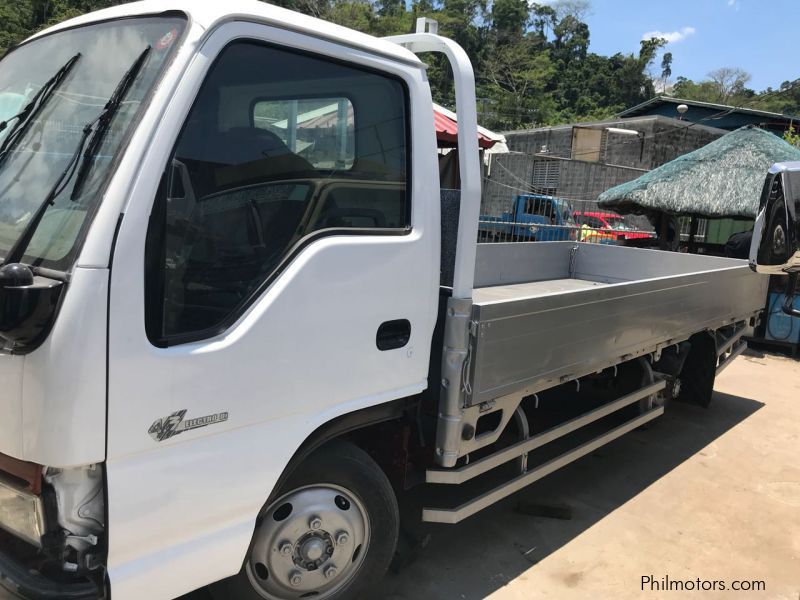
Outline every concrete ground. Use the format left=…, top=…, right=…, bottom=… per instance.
left=185, top=350, right=799, bottom=600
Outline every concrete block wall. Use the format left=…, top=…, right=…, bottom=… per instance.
left=503, top=115, right=726, bottom=171
left=483, top=154, right=643, bottom=214
left=484, top=115, right=729, bottom=232
left=482, top=153, right=537, bottom=216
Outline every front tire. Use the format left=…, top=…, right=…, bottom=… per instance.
left=210, top=440, right=399, bottom=600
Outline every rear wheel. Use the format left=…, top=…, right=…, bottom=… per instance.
left=211, top=441, right=399, bottom=600
left=677, top=332, right=717, bottom=408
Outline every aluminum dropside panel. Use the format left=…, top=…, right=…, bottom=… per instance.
left=468, top=246, right=767, bottom=406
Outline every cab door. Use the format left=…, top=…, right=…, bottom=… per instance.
left=104, top=23, right=439, bottom=600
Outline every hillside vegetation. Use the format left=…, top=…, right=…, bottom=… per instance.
left=1, top=0, right=797, bottom=130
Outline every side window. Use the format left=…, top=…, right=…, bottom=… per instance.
left=524, top=198, right=551, bottom=217
left=144, top=41, right=409, bottom=344
left=252, top=98, right=355, bottom=170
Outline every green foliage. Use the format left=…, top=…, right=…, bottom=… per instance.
left=670, top=68, right=800, bottom=117
left=783, top=125, right=800, bottom=149
left=0, top=0, right=665, bottom=130
left=0, top=1, right=32, bottom=54
left=492, top=0, right=528, bottom=40
left=7, top=0, right=791, bottom=134
left=0, top=0, right=128, bottom=51
left=660, top=52, right=672, bottom=80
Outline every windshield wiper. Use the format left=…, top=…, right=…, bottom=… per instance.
left=0, top=53, right=81, bottom=170
left=70, top=46, right=151, bottom=200
left=0, top=48, right=150, bottom=268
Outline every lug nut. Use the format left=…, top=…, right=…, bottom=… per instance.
left=324, top=565, right=338, bottom=579
left=279, top=542, right=293, bottom=556
left=335, top=531, right=349, bottom=545
left=309, top=516, right=322, bottom=530
left=289, top=571, right=302, bottom=586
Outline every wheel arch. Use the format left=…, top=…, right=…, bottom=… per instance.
left=269, top=395, right=417, bottom=507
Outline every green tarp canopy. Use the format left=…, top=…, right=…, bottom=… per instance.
left=598, top=125, right=800, bottom=219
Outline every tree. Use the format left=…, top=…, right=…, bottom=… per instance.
left=669, top=67, right=769, bottom=111
left=659, top=51, right=672, bottom=93
left=482, top=42, right=557, bottom=128
left=0, top=1, right=32, bottom=54
left=638, top=37, right=666, bottom=68
left=530, top=3, right=557, bottom=41
left=492, top=0, right=528, bottom=40
left=783, top=125, right=800, bottom=148
left=0, top=0, right=128, bottom=55
left=671, top=76, right=720, bottom=102
left=706, top=67, right=752, bottom=103
left=376, top=0, right=404, bottom=17
left=3, top=0, right=745, bottom=130
left=552, top=15, right=590, bottom=63
left=550, top=0, right=591, bottom=22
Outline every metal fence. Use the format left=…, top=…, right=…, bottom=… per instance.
left=476, top=185, right=657, bottom=245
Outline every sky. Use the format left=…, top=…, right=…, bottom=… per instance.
left=582, top=0, right=798, bottom=92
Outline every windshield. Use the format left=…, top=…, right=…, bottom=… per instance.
left=0, top=15, right=185, bottom=269
left=606, top=216, right=634, bottom=231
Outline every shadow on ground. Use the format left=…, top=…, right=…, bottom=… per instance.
left=182, top=390, right=763, bottom=600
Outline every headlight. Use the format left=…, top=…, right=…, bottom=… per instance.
left=528, top=225, right=538, bottom=233
left=0, top=478, right=44, bottom=547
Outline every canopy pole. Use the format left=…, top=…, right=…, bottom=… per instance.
left=658, top=212, right=669, bottom=251
left=688, top=216, right=698, bottom=254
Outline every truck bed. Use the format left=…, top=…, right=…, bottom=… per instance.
left=473, top=278, right=606, bottom=301
left=465, top=242, right=768, bottom=406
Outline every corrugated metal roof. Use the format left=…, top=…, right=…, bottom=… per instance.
left=619, top=96, right=800, bottom=123
left=433, top=105, right=499, bottom=149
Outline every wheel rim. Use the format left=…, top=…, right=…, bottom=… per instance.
left=246, top=484, right=370, bottom=599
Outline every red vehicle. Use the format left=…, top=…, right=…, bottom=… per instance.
left=573, top=211, right=655, bottom=241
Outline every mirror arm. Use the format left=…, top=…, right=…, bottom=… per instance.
left=783, top=272, right=800, bottom=317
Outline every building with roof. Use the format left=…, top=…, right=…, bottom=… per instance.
left=481, top=115, right=727, bottom=220
left=482, top=98, right=800, bottom=246
left=618, top=96, right=800, bottom=135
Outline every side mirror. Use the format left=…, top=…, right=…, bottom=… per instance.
left=0, top=263, right=64, bottom=351
left=750, top=162, right=800, bottom=317
left=750, top=162, right=800, bottom=274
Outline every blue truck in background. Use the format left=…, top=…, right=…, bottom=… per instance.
left=479, top=193, right=578, bottom=242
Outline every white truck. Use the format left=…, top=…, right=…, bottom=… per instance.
left=0, top=2, right=788, bottom=599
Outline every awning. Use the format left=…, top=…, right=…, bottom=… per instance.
left=433, top=103, right=503, bottom=150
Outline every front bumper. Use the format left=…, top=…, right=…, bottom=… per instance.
left=0, top=548, right=98, bottom=600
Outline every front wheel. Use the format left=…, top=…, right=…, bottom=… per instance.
left=211, top=441, right=399, bottom=600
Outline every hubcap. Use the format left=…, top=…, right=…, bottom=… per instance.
left=246, top=485, right=370, bottom=599
left=301, top=537, right=326, bottom=562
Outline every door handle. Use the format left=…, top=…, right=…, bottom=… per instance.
left=376, top=319, right=411, bottom=351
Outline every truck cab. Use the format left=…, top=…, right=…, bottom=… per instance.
left=479, top=193, right=578, bottom=242
left=0, top=4, right=441, bottom=598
